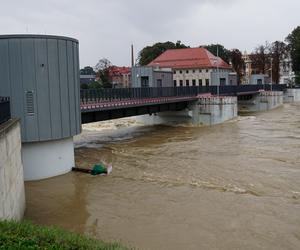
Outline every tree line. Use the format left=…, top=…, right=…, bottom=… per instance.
left=81, top=26, right=300, bottom=88
left=137, top=26, right=300, bottom=85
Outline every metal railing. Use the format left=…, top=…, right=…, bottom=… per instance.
left=0, top=97, right=11, bottom=125
left=80, top=84, right=287, bottom=104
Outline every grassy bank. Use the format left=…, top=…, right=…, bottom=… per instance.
left=0, top=220, right=129, bottom=250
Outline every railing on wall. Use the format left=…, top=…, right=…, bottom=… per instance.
left=80, top=84, right=287, bottom=104
left=0, top=97, right=11, bottom=125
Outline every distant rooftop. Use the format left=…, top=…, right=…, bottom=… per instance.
left=148, top=47, right=231, bottom=69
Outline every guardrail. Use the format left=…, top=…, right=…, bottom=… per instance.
left=0, top=97, right=11, bottom=125
left=80, top=84, right=287, bottom=104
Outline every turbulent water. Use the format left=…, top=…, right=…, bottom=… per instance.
left=25, top=103, right=300, bottom=250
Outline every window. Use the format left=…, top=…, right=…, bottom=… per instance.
left=186, top=80, right=190, bottom=86
left=180, top=70, right=183, bottom=74
left=174, top=80, right=177, bottom=86
left=173, top=70, right=176, bottom=74
left=193, top=69, right=195, bottom=73
left=206, top=69, right=209, bottom=73
left=199, top=79, right=203, bottom=86
left=192, top=79, right=196, bottom=86
left=180, top=80, right=183, bottom=86
left=205, top=79, right=209, bottom=86
left=186, top=70, right=189, bottom=74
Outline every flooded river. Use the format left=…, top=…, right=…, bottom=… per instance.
left=25, top=103, right=300, bottom=250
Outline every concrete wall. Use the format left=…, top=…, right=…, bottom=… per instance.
left=283, top=89, right=300, bottom=103
left=22, top=137, right=75, bottom=181
left=136, top=96, right=238, bottom=126
left=132, top=66, right=173, bottom=88
left=190, top=96, right=238, bottom=125
left=0, top=119, right=25, bottom=221
left=238, top=91, right=283, bottom=112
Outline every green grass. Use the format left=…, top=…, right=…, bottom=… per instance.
left=0, top=220, right=130, bottom=250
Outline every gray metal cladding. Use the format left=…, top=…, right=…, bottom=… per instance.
left=0, top=35, right=81, bottom=143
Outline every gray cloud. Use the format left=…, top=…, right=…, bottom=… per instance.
left=0, top=0, right=299, bottom=67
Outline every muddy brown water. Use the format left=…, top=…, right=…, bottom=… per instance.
left=25, top=103, right=300, bottom=250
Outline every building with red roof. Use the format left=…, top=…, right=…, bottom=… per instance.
left=108, top=66, right=131, bottom=88
left=148, top=47, right=236, bottom=86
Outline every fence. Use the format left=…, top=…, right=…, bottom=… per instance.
left=80, top=84, right=287, bottom=104
left=0, top=97, right=11, bottom=125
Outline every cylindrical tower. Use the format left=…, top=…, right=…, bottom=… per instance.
left=0, top=34, right=81, bottom=180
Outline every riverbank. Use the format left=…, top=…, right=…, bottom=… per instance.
left=0, top=220, right=129, bottom=250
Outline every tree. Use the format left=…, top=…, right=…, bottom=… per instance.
left=95, top=58, right=112, bottom=88
left=286, top=26, right=300, bottom=84
left=138, top=41, right=189, bottom=66
left=230, top=49, right=245, bottom=84
left=250, top=42, right=271, bottom=75
left=269, top=41, right=287, bottom=84
left=202, top=44, right=231, bottom=63
left=80, top=66, right=95, bottom=75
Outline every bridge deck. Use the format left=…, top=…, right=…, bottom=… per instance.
left=81, top=95, right=198, bottom=112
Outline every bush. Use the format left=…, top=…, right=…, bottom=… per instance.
left=0, top=220, right=130, bottom=250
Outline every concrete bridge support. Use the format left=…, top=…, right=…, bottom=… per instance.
left=283, top=89, right=300, bottom=103
left=238, top=91, right=283, bottom=113
left=136, top=96, right=238, bottom=126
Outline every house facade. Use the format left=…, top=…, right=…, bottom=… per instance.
left=108, top=66, right=131, bottom=88
left=148, top=47, right=234, bottom=86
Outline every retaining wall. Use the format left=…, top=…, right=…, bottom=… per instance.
left=0, top=119, right=25, bottom=220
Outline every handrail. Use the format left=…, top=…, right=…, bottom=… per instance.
left=80, top=84, right=287, bottom=104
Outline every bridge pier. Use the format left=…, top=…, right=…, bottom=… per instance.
left=283, top=88, right=300, bottom=103
left=136, top=95, right=238, bottom=126
left=238, top=91, right=283, bottom=113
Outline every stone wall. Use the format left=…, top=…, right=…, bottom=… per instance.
left=0, top=119, right=25, bottom=220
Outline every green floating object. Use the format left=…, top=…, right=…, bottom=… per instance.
left=91, top=164, right=107, bottom=176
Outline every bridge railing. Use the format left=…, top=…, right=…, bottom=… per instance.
left=80, top=84, right=287, bottom=104
left=0, top=97, right=11, bottom=125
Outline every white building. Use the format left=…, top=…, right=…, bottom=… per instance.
left=279, top=52, right=295, bottom=85
left=148, top=48, right=235, bottom=86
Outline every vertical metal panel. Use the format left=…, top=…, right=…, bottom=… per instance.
left=73, top=42, right=81, bottom=134
left=0, top=35, right=80, bottom=143
left=66, top=40, right=76, bottom=135
left=0, top=40, right=10, bottom=97
left=47, top=39, right=62, bottom=139
left=21, top=39, right=39, bottom=141
left=8, top=39, right=25, bottom=137
left=58, top=40, right=71, bottom=138
left=34, top=39, right=52, bottom=140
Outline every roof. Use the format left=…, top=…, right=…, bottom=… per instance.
left=148, top=47, right=231, bottom=70
left=109, top=66, right=131, bottom=76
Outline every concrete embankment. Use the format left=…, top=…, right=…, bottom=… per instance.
left=0, top=119, right=25, bottom=220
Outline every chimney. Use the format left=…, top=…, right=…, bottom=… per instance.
left=131, top=44, right=134, bottom=68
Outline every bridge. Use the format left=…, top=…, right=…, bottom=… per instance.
left=80, top=84, right=286, bottom=123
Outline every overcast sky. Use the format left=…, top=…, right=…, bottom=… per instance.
left=1, top=0, right=299, bottom=67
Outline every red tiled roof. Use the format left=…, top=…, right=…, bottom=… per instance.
left=148, top=47, right=231, bottom=69
left=108, top=66, right=131, bottom=76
